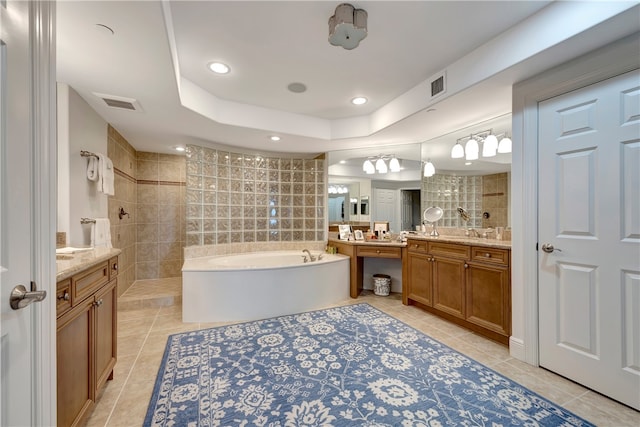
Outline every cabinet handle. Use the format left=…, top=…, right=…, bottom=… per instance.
left=112, top=263, right=118, bottom=271
left=484, top=253, right=491, bottom=258
left=94, top=299, right=104, bottom=307
left=414, top=244, right=418, bottom=248
left=464, top=263, right=469, bottom=268
left=376, top=250, right=381, bottom=254
left=58, top=291, right=70, bottom=301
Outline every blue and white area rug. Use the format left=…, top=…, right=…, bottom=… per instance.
left=145, top=303, right=593, bottom=426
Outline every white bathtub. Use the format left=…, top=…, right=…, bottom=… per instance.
left=182, top=251, right=350, bottom=322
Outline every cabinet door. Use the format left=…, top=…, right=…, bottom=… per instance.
left=465, top=263, right=511, bottom=336
left=407, top=253, right=432, bottom=306
left=95, top=280, right=117, bottom=393
left=432, top=256, right=466, bottom=319
left=57, top=300, right=94, bottom=427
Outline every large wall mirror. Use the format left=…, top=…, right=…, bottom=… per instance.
left=328, top=113, right=511, bottom=233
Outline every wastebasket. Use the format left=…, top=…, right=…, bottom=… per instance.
left=372, top=274, right=391, bottom=296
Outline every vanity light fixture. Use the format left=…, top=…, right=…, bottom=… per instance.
left=423, top=159, right=435, bottom=177
left=328, top=184, right=349, bottom=194
left=208, top=62, right=230, bottom=74
left=362, top=154, right=401, bottom=174
left=451, top=129, right=510, bottom=159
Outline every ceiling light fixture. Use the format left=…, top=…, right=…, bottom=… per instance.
left=208, top=62, right=230, bottom=74
left=351, top=96, right=367, bottom=105
left=389, top=157, right=401, bottom=172
left=328, top=3, right=368, bottom=50
left=482, top=134, right=498, bottom=157
left=173, top=146, right=185, bottom=152
left=465, top=137, right=479, bottom=161
left=269, top=136, right=281, bottom=142
left=451, top=141, right=464, bottom=159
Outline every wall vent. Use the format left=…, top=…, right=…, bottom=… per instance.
left=428, top=70, right=446, bottom=100
left=92, top=92, right=143, bottom=112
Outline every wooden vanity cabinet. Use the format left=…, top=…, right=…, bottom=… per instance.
left=404, top=239, right=511, bottom=345
left=465, top=248, right=511, bottom=337
left=57, top=256, right=118, bottom=427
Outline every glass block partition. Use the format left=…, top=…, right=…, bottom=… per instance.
left=185, top=145, right=325, bottom=246
left=421, top=174, right=483, bottom=228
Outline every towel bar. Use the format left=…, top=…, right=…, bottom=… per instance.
left=80, top=150, right=99, bottom=158
left=80, top=218, right=96, bottom=224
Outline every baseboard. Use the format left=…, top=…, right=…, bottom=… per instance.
left=509, top=336, right=527, bottom=362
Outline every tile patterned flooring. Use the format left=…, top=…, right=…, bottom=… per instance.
left=85, top=278, right=640, bottom=426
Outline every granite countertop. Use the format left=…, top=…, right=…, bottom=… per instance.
left=328, top=235, right=511, bottom=250
left=56, top=247, right=122, bottom=282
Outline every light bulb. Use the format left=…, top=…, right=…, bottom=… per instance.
left=482, top=134, right=498, bottom=157
left=375, top=158, right=388, bottom=173
left=451, top=142, right=464, bottom=159
left=389, top=157, right=401, bottom=172
left=498, top=136, right=512, bottom=153
left=363, top=159, right=373, bottom=172
left=424, top=160, right=435, bottom=177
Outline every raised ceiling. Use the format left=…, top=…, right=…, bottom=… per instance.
left=56, top=1, right=640, bottom=159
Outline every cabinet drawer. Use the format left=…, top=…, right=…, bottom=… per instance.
left=407, top=240, right=429, bottom=253
left=72, top=262, right=109, bottom=305
left=109, top=256, right=119, bottom=279
left=470, top=247, right=510, bottom=266
left=429, top=242, right=470, bottom=259
left=56, top=279, right=72, bottom=317
left=357, top=245, right=402, bottom=258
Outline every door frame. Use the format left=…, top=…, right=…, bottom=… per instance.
left=30, top=1, right=57, bottom=424
left=511, top=33, right=640, bottom=365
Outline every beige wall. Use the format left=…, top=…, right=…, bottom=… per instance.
left=481, top=172, right=509, bottom=228
left=136, top=152, right=186, bottom=279
left=107, top=126, right=137, bottom=296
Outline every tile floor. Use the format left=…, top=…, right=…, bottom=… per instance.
left=85, top=278, right=640, bottom=427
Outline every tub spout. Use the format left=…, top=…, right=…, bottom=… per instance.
left=302, top=249, right=316, bottom=262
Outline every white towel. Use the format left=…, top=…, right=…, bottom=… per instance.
left=97, top=153, right=115, bottom=196
left=86, top=156, right=99, bottom=181
left=91, top=218, right=112, bottom=248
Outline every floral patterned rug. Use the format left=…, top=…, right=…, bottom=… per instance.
left=144, top=303, right=593, bottom=426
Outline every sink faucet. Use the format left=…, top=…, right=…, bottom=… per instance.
left=302, top=249, right=316, bottom=262
left=466, top=228, right=479, bottom=238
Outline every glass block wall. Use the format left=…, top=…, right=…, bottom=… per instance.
left=421, top=174, right=483, bottom=228
left=185, top=145, right=325, bottom=246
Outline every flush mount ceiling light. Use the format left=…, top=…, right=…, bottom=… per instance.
left=269, top=136, right=281, bottom=142
left=208, top=62, right=230, bottom=74
left=329, top=3, right=368, bottom=50
left=351, top=96, right=367, bottom=105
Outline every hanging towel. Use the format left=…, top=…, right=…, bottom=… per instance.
left=86, top=156, right=99, bottom=181
left=97, top=153, right=115, bottom=196
left=91, top=218, right=112, bottom=248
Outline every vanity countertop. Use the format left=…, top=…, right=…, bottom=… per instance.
left=56, top=247, right=121, bottom=282
left=328, top=235, right=511, bottom=250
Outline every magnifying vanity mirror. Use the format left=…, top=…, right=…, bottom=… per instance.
left=328, top=113, right=511, bottom=233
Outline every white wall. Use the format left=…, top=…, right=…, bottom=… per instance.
left=57, top=84, right=109, bottom=246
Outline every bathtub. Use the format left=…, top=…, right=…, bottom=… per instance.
left=182, top=251, right=350, bottom=322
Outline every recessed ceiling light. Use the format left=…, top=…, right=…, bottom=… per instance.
left=173, top=146, right=186, bottom=152
left=270, top=136, right=281, bottom=142
left=339, top=160, right=347, bottom=164
left=351, top=97, right=367, bottom=105
left=208, top=62, right=230, bottom=74
left=465, top=162, right=472, bottom=166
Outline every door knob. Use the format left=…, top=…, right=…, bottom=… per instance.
left=10, top=283, right=47, bottom=310
left=541, top=243, right=562, bottom=253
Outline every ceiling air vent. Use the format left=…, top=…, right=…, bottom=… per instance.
left=92, top=92, right=143, bottom=112
left=428, top=70, right=446, bottom=100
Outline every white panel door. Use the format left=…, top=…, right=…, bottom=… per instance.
left=538, top=70, right=640, bottom=410
left=373, top=188, right=397, bottom=232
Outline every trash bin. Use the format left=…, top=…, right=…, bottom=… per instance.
left=373, top=274, right=391, bottom=296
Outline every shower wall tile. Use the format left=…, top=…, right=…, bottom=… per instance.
left=185, top=145, right=326, bottom=246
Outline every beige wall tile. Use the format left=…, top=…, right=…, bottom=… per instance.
left=137, top=159, right=159, bottom=181
left=136, top=242, right=158, bottom=263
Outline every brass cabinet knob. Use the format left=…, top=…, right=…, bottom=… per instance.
left=58, top=291, right=70, bottom=301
